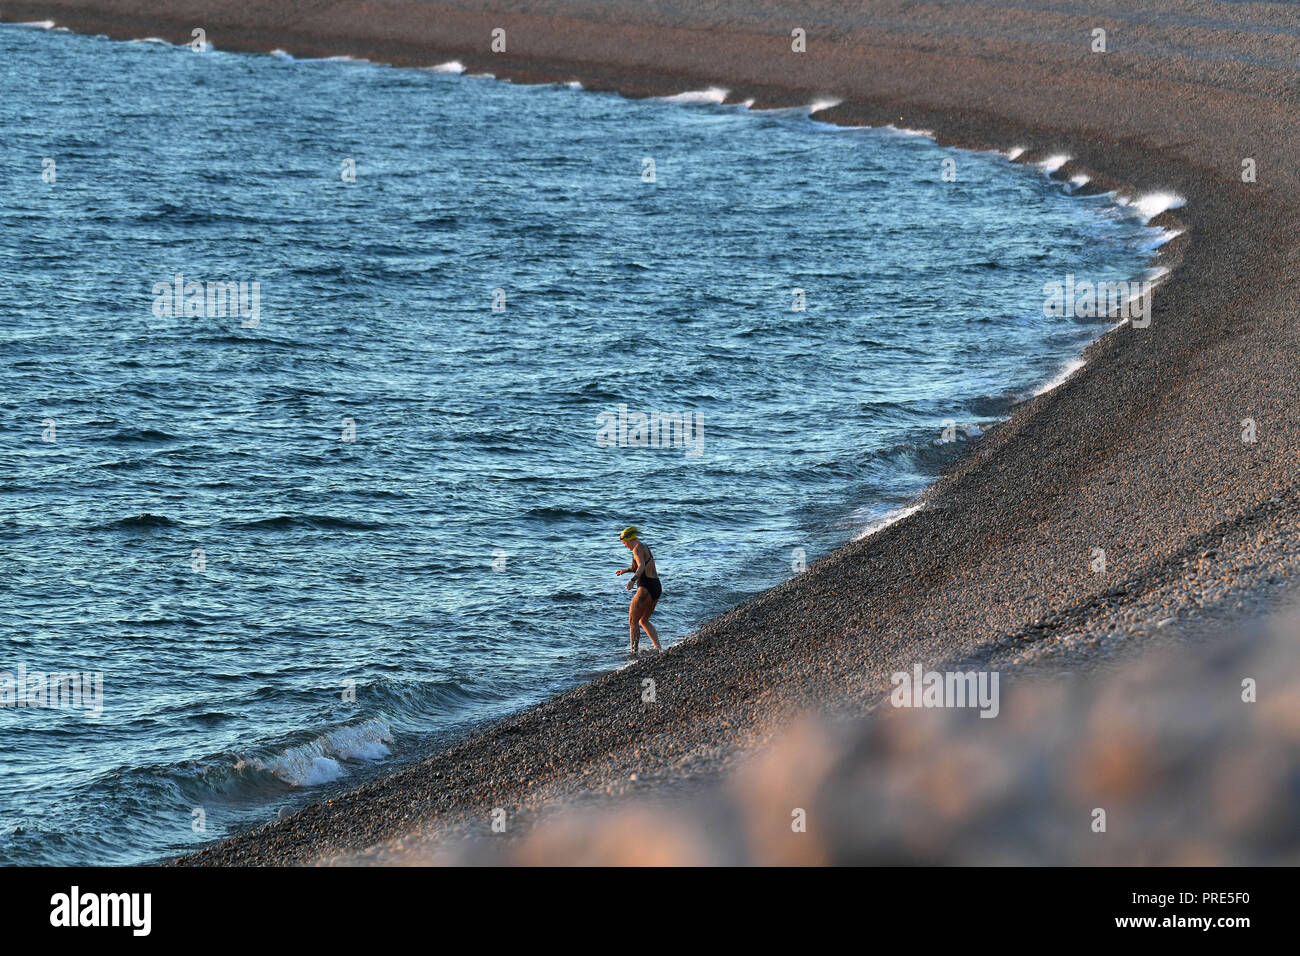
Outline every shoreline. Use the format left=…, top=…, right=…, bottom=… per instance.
left=9, top=1, right=1300, bottom=866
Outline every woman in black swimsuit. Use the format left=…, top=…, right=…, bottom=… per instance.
left=615, top=526, right=661, bottom=654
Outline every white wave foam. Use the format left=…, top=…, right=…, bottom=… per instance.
left=1005, top=147, right=1026, bottom=161
left=1037, top=153, right=1071, bottom=174
left=16, top=20, right=57, bottom=29
left=1032, top=358, right=1085, bottom=397
left=566, top=81, right=583, bottom=90
left=1125, top=191, right=1187, bottom=222
left=428, top=60, right=465, bottom=74
left=248, top=718, right=393, bottom=788
left=659, top=87, right=729, bottom=104
left=131, top=37, right=172, bottom=45
left=928, top=423, right=985, bottom=445
left=1097, top=266, right=1173, bottom=330
left=854, top=503, right=924, bottom=541
left=809, top=97, right=842, bottom=114
left=1070, top=174, right=1090, bottom=188
left=751, top=104, right=811, bottom=116
left=272, top=750, right=343, bottom=786
left=1147, top=228, right=1184, bottom=248
left=272, top=50, right=368, bottom=64
left=884, top=124, right=935, bottom=138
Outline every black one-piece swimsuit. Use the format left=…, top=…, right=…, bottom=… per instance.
left=637, top=549, right=663, bottom=601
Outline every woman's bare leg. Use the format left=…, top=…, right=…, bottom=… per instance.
left=639, top=598, right=660, bottom=650
left=628, top=591, right=647, bottom=653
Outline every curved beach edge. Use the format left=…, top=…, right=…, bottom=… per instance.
left=7, top=1, right=1299, bottom=865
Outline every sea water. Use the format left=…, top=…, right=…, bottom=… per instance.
left=0, top=23, right=1169, bottom=864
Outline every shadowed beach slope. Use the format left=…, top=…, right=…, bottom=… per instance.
left=8, top=0, right=1300, bottom=864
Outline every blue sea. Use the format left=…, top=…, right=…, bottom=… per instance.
left=0, top=23, right=1170, bottom=864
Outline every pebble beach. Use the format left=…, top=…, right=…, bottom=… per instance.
left=7, top=0, right=1298, bottom=865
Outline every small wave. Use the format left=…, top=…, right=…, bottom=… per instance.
left=16, top=20, right=57, bottom=29
left=937, top=423, right=985, bottom=442
left=523, top=505, right=600, bottom=521
left=411, top=214, right=460, bottom=229
left=577, top=388, right=622, bottom=402
left=191, top=332, right=286, bottom=347
left=428, top=60, right=465, bottom=74
left=135, top=201, right=267, bottom=225
left=872, top=423, right=988, bottom=468
left=1036, top=154, right=1071, bottom=175
left=966, top=392, right=1023, bottom=419
left=99, top=458, right=147, bottom=472
left=749, top=104, right=807, bottom=116
left=131, top=37, right=172, bottom=46
left=658, top=87, right=729, bottom=105
left=156, top=718, right=398, bottom=802
left=1005, top=147, right=1026, bottom=161
left=99, top=513, right=177, bottom=530
left=1119, top=191, right=1186, bottom=222
left=362, top=677, right=484, bottom=720
left=291, top=261, right=355, bottom=277
left=272, top=52, right=364, bottom=63
left=884, top=124, right=935, bottom=138
left=234, top=514, right=386, bottom=532
left=107, top=428, right=176, bottom=444
left=809, top=97, right=842, bottom=114
left=238, top=719, right=393, bottom=788
left=1031, top=358, right=1086, bottom=397
left=854, top=503, right=924, bottom=541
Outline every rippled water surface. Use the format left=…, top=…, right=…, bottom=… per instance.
left=0, top=24, right=1164, bottom=864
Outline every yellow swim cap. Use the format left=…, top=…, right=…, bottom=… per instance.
left=619, top=526, right=638, bottom=541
